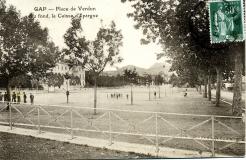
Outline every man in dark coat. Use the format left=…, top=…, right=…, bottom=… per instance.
left=12, top=92, right=16, bottom=102
left=23, top=92, right=27, bottom=103
left=30, top=93, right=34, bottom=105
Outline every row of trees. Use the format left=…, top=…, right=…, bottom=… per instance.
left=85, top=68, right=165, bottom=87
left=121, top=0, right=245, bottom=115
left=123, top=68, right=165, bottom=85
left=0, top=2, right=81, bottom=91
left=0, top=1, right=61, bottom=100
left=86, top=72, right=125, bottom=87
left=0, top=72, right=82, bottom=89
left=0, top=1, right=125, bottom=114
left=46, top=73, right=81, bottom=88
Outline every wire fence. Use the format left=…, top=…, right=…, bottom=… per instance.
left=0, top=102, right=245, bottom=157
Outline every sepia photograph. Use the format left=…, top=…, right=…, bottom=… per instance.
left=0, top=0, right=245, bottom=159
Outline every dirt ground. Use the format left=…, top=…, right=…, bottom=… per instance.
left=0, top=87, right=245, bottom=156
left=0, top=132, right=151, bottom=160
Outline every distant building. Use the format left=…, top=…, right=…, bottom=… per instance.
left=43, top=62, right=85, bottom=91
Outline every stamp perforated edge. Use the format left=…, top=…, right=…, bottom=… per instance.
left=208, top=0, right=245, bottom=44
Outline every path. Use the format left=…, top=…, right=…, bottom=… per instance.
left=211, top=89, right=245, bottom=104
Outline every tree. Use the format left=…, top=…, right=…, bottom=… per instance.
left=154, top=74, right=163, bottom=85
left=231, top=45, right=245, bottom=115
left=169, top=73, right=179, bottom=87
left=0, top=3, right=59, bottom=104
left=123, top=68, right=139, bottom=84
left=70, top=75, right=81, bottom=86
left=122, top=0, right=244, bottom=114
left=9, top=74, right=32, bottom=89
left=143, top=74, right=152, bottom=85
left=46, top=73, right=64, bottom=88
left=64, top=18, right=123, bottom=114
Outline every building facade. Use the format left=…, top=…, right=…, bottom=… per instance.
left=44, top=62, right=86, bottom=91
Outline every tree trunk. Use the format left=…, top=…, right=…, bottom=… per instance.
left=36, top=80, right=38, bottom=91
left=199, top=85, right=202, bottom=94
left=203, top=78, right=208, bottom=98
left=6, top=80, right=11, bottom=110
left=208, top=75, right=212, bottom=101
left=215, top=67, right=222, bottom=107
left=93, top=77, right=97, bottom=115
left=31, top=80, right=34, bottom=90
left=232, top=50, right=243, bottom=116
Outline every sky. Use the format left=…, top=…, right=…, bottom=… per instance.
left=6, top=0, right=164, bottom=70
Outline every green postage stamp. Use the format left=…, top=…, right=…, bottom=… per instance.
left=209, top=0, right=245, bottom=43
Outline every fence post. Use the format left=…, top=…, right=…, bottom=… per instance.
left=37, top=106, right=41, bottom=134
left=211, top=116, right=215, bottom=157
left=109, top=111, right=113, bottom=145
left=70, top=107, right=73, bottom=139
left=9, top=102, right=12, bottom=130
left=155, top=113, right=159, bottom=156
left=165, top=86, right=166, bottom=97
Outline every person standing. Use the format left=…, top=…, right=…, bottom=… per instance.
left=3, top=92, right=7, bottom=102
left=12, top=92, right=16, bottom=102
left=30, top=93, right=34, bottom=105
left=23, top=92, right=27, bottom=103
left=154, top=91, right=157, bottom=99
left=0, top=92, right=3, bottom=102
left=66, top=91, right=69, bottom=103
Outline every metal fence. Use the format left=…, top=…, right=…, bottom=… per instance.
left=0, top=102, right=245, bottom=157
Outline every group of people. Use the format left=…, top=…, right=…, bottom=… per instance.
left=107, top=92, right=160, bottom=100
left=107, top=93, right=129, bottom=100
left=0, top=91, right=34, bottom=104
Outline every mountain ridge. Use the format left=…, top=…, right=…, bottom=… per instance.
left=104, top=62, right=173, bottom=76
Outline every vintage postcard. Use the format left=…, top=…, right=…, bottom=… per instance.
left=0, top=0, right=245, bottom=159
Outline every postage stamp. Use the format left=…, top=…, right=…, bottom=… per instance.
left=208, top=0, right=245, bottom=43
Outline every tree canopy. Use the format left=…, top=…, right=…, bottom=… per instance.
left=122, top=0, right=245, bottom=113
left=0, top=2, right=60, bottom=84
left=63, top=18, right=123, bottom=77
left=63, top=17, right=124, bottom=114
